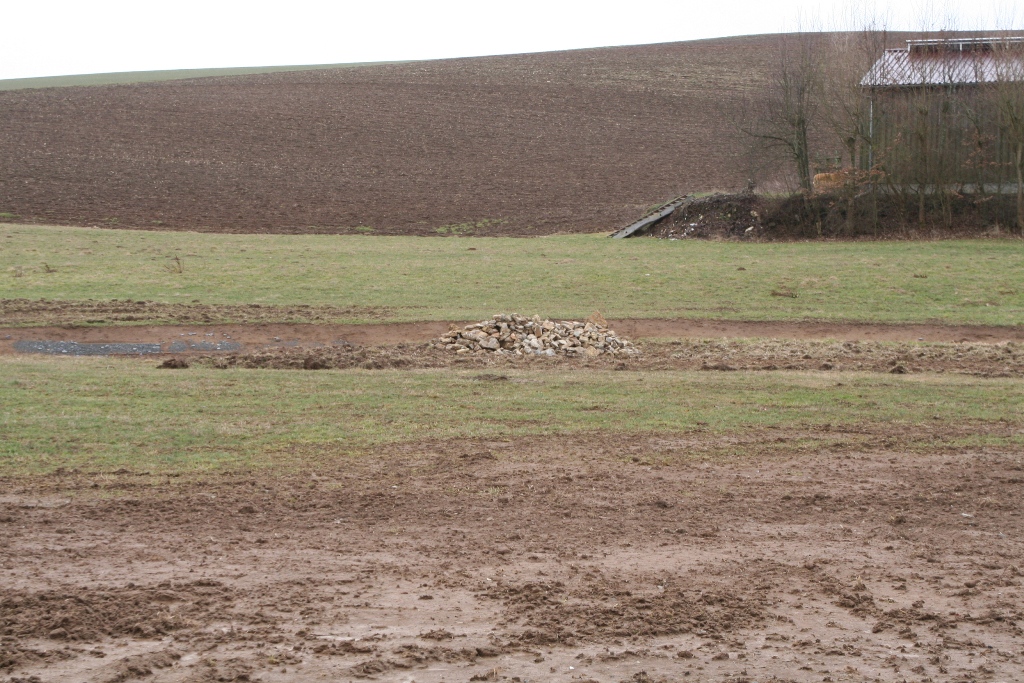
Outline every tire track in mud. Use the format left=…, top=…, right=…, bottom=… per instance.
left=2, top=435, right=1022, bottom=681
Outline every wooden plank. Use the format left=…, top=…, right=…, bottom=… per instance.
left=609, top=196, right=690, bottom=239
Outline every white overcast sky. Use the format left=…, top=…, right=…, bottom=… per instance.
left=3, top=0, right=1021, bottom=81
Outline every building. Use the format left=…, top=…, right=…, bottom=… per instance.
left=858, top=37, right=1024, bottom=190
left=862, top=36, right=1024, bottom=90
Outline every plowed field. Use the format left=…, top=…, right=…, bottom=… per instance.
left=0, top=36, right=782, bottom=235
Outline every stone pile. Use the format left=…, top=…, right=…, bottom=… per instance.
left=436, top=314, right=638, bottom=357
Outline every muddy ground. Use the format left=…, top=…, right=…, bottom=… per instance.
left=4, top=311, right=1023, bottom=378
left=185, top=337, right=1023, bottom=378
left=4, top=317, right=1023, bottom=377
left=2, top=301, right=1022, bottom=349
left=0, top=300, right=398, bottom=329
left=2, top=429, right=1022, bottom=682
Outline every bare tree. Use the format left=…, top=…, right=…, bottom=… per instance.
left=741, top=32, right=823, bottom=192
left=821, top=27, right=889, bottom=169
left=819, top=26, right=892, bottom=232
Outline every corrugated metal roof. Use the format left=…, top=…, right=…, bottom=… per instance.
left=862, top=38, right=1024, bottom=88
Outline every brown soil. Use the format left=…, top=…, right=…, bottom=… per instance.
left=0, top=299, right=398, bottom=327
left=2, top=303, right=1022, bottom=349
left=645, top=192, right=1019, bottom=241
left=2, top=429, right=1022, bottom=682
left=649, top=193, right=767, bottom=241
left=194, top=338, right=1024, bottom=378
left=0, top=321, right=456, bottom=352
left=3, top=314, right=1023, bottom=377
left=0, top=36, right=785, bottom=236
left=606, top=319, right=1024, bottom=345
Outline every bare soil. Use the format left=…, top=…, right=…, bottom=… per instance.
left=0, top=300, right=397, bottom=328
left=3, top=314, right=1023, bottom=377
left=2, top=429, right=1022, bottom=682
left=0, top=37, right=784, bottom=236
left=645, top=193, right=1020, bottom=241
left=2, top=302, right=1022, bottom=350
left=191, top=338, right=1024, bottom=378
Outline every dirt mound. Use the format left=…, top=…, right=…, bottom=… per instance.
left=0, top=581, right=232, bottom=641
left=193, top=337, right=1024, bottom=377
left=437, top=314, right=637, bottom=357
left=645, top=192, right=1019, bottom=240
left=0, top=36, right=785, bottom=235
left=648, top=193, right=765, bottom=240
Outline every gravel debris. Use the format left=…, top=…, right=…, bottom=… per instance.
left=435, top=314, right=639, bottom=357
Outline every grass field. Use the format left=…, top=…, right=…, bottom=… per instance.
left=2, top=224, right=1023, bottom=325
left=2, top=355, right=1021, bottom=475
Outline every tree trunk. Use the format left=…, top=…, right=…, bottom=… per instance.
left=796, top=119, right=812, bottom=192
left=997, top=125, right=1004, bottom=196
left=916, top=107, right=929, bottom=226
left=871, top=180, right=879, bottom=236
left=1016, top=143, right=1024, bottom=234
left=845, top=195, right=856, bottom=236
left=844, top=137, right=857, bottom=236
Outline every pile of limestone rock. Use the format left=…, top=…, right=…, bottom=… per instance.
left=436, top=314, right=638, bottom=357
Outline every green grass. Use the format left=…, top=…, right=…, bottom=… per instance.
left=2, top=224, right=1023, bottom=325
left=1, top=356, right=1021, bottom=475
left=0, top=61, right=411, bottom=91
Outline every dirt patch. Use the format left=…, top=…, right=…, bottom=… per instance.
left=0, top=643, right=75, bottom=676
left=0, top=299, right=396, bottom=327
left=4, top=314, right=1021, bottom=376
left=645, top=192, right=1021, bottom=240
left=190, top=337, right=1024, bottom=377
left=1, top=429, right=1022, bottom=681
left=0, top=582, right=233, bottom=641
left=94, top=650, right=181, bottom=683
left=646, top=337, right=1024, bottom=376
left=648, top=192, right=766, bottom=240
left=492, top=570, right=769, bottom=645
left=0, top=320, right=455, bottom=354
left=5, top=315, right=1019, bottom=374
left=3, top=307, right=1022, bottom=354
